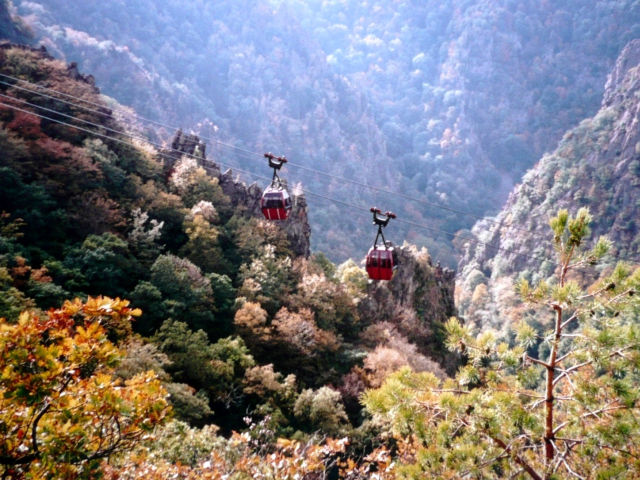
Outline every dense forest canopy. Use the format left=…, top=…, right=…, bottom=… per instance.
left=0, top=42, right=458, bottom=476
left=12, top=0, right=640, bottom=264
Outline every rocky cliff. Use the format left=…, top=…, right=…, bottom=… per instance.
left=359, top=244, right=458, bottom=372
left=457, top=39, right=640, bottom=332
left=217, top=170, right=311, bottom=259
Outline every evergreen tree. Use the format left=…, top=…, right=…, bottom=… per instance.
left=364, top=209, right=640, bottom=479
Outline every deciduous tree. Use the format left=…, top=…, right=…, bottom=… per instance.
left=0, top=297, right=170, bottom=478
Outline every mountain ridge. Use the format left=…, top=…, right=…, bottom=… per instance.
left=457, top=39, right=640, bottom=330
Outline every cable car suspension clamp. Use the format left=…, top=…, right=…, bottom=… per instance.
left=370, top=207, right=396, bottom=249
left=264, top=152, right=287, bottom=188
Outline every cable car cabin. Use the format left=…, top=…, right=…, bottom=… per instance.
left=366, top=246, right=396, bottom=281
left=261, top=186, right=292, bottom=220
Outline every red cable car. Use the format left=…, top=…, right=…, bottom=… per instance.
left=261, top=153, right=292, bottom=221
left=261, top=186, right=292, bottom=220
left=365, top=207, right=398, bottom=281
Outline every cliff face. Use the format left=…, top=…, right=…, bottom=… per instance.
left=359, top=245, right=458, bottom=372
left=457, top=40, right=640, bottom=332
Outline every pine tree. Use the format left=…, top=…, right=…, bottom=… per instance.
left=364, top=209, right=640, bottom=479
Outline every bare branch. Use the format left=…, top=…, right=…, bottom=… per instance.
left=525, top=354, right=551, bottom=369
left=528, top=398, right=547, bottom=411
left=554, top=350, right=575, bottom=365
left=605, top=288, right=635, bottom=307
left=555, top=437, right=583, bottom=444
left=562, top=458, right=586, bottom=479
left=553, top=360, right=592, bottom=386
left=554, top=403, right=631, bottom=436
left=567, top=259, right=589, bottom=271
left=553, top=421, right=570, bottom=436
left=597, top=443, right=640, bottom=459
left=560, top=312, right=580, bottom=330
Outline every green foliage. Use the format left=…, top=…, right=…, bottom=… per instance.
left=207, top=272, right=236, bottom=321
left=311, top=252, right=337, bottom=279
left=127, top=207, right=164, bottom=266
left=114, top=338, right=214, bottom=425
left=64, top=232, right=141, bottom=297
left=0, top=284, right=34, bottom=320
left=336, top=258, right=368, bottom=301
left=25, top=277, right=68, bottom=308
left=172, top=162, right=231, bottom=215
left=179, top=210, right=227, bottom=274
left=145, top=420, right=224, bottom=467
left=164, top=383, right=214, bottom=426
left=365, top=209, right=640, bottom=478
left=147, top=254, right=217, bottom=334
left=129, top=281, right=165, bottom=335
left=293, top=386, right=349, bottom=436
left=238, top=244, right=294, bottom=315
left=152, top=320, right=258, bottom=429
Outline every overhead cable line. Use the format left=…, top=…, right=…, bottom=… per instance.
left=0, top=72, right=259, bottom=156
left=0, top=98, right=602, bottom=268
left=0, top=71, right=533, bottom=234
left=2, top=92, right=634, bottom=268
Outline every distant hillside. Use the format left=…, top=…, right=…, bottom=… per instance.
left=10, top=0, right=640, bottom=264
left=0, top=0, right=30, bottom=43
left=457, top=39, right=640, bottom=331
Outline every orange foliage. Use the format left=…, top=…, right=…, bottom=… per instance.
left=0, top=297, right=169, bottom=478
left=103, top=433, right=350, bottom=479
left=273, top=307, right=340, bottom=355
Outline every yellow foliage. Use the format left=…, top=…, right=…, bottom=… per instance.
left=0, top=296, right=170, bottom=478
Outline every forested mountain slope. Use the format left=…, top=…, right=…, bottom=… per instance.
left=2, top=7, right=640, bottom=475
left=0, top=43, right=455, bottom=466
left=457, top=39, right=640, bottom=331
left=11, top=0, right=640, bottom=264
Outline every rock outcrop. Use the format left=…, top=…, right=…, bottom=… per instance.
left=217, top=170, right=311, bottom=259
left=167, top=130, right=311, bottom=259
left=359, top=244, right=458, bottom=373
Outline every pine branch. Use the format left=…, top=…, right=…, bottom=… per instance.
left=554, top=345, right=636, bottom=387
left=487, top=435, right=542, bottom=480
left=554, top=402, right=630, bottom=436
left=605, top=288, right=635, bottom=307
